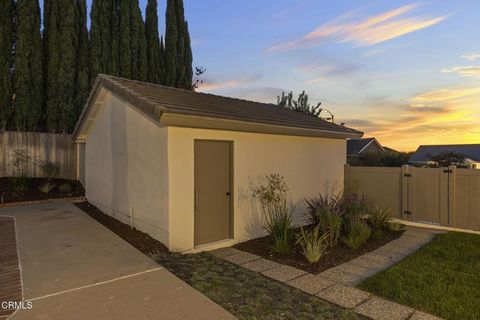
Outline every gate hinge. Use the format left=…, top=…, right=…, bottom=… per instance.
left=404, top=173, right=412, bottom=177
left=403, top=210, right=412, bottom=215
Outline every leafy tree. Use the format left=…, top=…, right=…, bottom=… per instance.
left=74, top=0, right=90, bottom=126
left=355, top=151, right=412, bottom=167
left=145, top=0, right=162, bottom=84
left=277, top=91, right=323, bottom=117
left=164, top=0, right=193, bottom=89
left=14, top=0, right=43, bottom=131
left=0, top=0, right=15, bottom=130
left=90, top=0, right=119, bottom=82
left=192, top=67, right=206, bottom=90
left=428, top=152, right=467, bottom=168
left=44, top=0, right=78, bottom=133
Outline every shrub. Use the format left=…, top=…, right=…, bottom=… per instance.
left=255, top=174, right=294, bottom=254
left=10, top=176, right=30, bottom=191
left=9, top=149, right=31, bottom=191
left=343, top=219, right=371, bottom=249
left=59, top=183, right=72, bottom=194
left=305, top=193, right=340, bottom=225
left=264, top=202, right=295, bottom=254
left=339, top=191, right=372, bottom=221
left=36, top=160, right=60, bottom=179
left=317, top=208, right=342, bottom=247
left=38, top=182, right=55, bottom=194
left=296, top=225, right=328, bottom=263
left=368, top=207, right=391, bottom=240
left=254, top=173, right=288, bottom=206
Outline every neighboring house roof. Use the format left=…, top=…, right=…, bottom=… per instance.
left=347, top=138, right=384, bottom=156
left=74, top=75, right=363, bottom=140
left=409, top=144, right=480, bottom=162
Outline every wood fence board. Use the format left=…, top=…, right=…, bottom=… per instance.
left=0, top=131, right=76, bottom=179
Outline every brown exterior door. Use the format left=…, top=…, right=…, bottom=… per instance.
left=194, top=140, right=232, bottom=246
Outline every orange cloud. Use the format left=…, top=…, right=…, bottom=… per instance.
left=268, top=3, right=446, bottom=51
left=198, top=75, right=262, bottom=91
left=343, top=86, right=480, bottom=151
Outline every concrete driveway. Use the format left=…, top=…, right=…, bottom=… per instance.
left=0, top=203, right=236, bottom=320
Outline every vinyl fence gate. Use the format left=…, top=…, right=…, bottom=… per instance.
left=345, top=165, right=480, bottom=231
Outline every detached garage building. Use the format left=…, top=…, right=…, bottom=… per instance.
left=74, top=75, right=362, bottom=252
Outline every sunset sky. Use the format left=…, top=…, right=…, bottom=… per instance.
left=94, top=1, right=480, bottom=151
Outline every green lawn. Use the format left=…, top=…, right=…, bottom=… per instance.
left=358, top=232, right=480, bottom=320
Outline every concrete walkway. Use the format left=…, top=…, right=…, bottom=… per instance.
left=0, top=203, right=236, bottom=320
left=212, top=226, right=444, bottom=320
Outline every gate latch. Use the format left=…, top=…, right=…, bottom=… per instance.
left=404, top=173, right=412, bottom=177
left=443, top=169, right=452, bottom=173
left=403, top=210, right=412, bottom=215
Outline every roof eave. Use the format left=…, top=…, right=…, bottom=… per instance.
left=160, top=113, right=363, bottom=139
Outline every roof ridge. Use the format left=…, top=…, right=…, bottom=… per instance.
left=100, top=74, right=282, bottom=108
left=98, top=74, right=359, bottom=133
left=419, top=144, right=480, bottom=147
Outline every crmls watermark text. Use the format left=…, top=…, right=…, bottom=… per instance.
left=1, top=301, right=33, bottom=310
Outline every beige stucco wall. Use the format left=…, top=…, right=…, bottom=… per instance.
left=167, top=126, right=346, bottom=251
left=84, top=93, right=170, bottom=245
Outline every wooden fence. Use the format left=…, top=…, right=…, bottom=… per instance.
left=0, top=131, right=76, bottom=180
left=345, top=164, right=480, bottom=232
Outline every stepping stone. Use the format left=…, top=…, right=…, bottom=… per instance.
left=333, top=263, right=377, bottom=277
left=224, top=252, right=261, bottom=265
left=286, top=274, right=335, bottom=294
left=355, top=297, right=414, bottom=320
left=409, top=311, right=443, bottom=320
left=319, top=267, right=363, bottom=286
left=209, top=247, right=242, bottom=258
left=316, top=283, right=370, bottom=309
left=360, top=252, right=396, bottom=268
left=261, top=264, right=307, bottom=282
left=242, top=258, right=280, bottom=273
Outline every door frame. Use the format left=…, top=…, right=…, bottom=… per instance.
left=193, top=139, right=234, bottom=245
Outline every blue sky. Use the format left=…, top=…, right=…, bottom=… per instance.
left=82, top=1, right=480, bottom=150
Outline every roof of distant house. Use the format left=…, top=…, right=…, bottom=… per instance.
left=347, top=137, right=384, bottom=155
left=74, top=75, right=363, bottom=140
left=409, top=144, right=480, bottom=162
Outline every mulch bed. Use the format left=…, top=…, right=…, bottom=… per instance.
left=0, top=177, right=84, bottom=204
left=0, top=217, right=22, bottom=318
left=75, top=201, right=169, bottom=257
left=74, top=201, right=365, bottom=319
left=234, top=227, right=404, bottom=274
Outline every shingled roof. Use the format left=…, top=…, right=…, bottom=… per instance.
left=74, top=75, right=362, bottom=139
left=409, top=144, right=480, bottom=162
left=347, top=138, right=384, bottom=155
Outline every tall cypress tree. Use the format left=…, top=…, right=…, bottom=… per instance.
left=164, top=0, right=178, bottom=87
left=0, top=0, right=15, bottom=130
left=90, top=0, right=119, bottom=81
left=74, top=0, right=90, bottom=126
left=164, top=0, right=193, bottom=89
left=145, top=0, right=161, bottom=84
left=181, top=20, right=193, bottom=89
left=119, top=0, right=147, bottom=80
left=44, top=0, right=78, bottom=133
left=118, top=0, right=132, bottom=79
left=14, top=0, right=43, bottom=131
left=159, top=36, right=166, bottom=85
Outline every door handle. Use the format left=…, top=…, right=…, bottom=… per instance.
left=194, top=188, right=198, bottom=215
